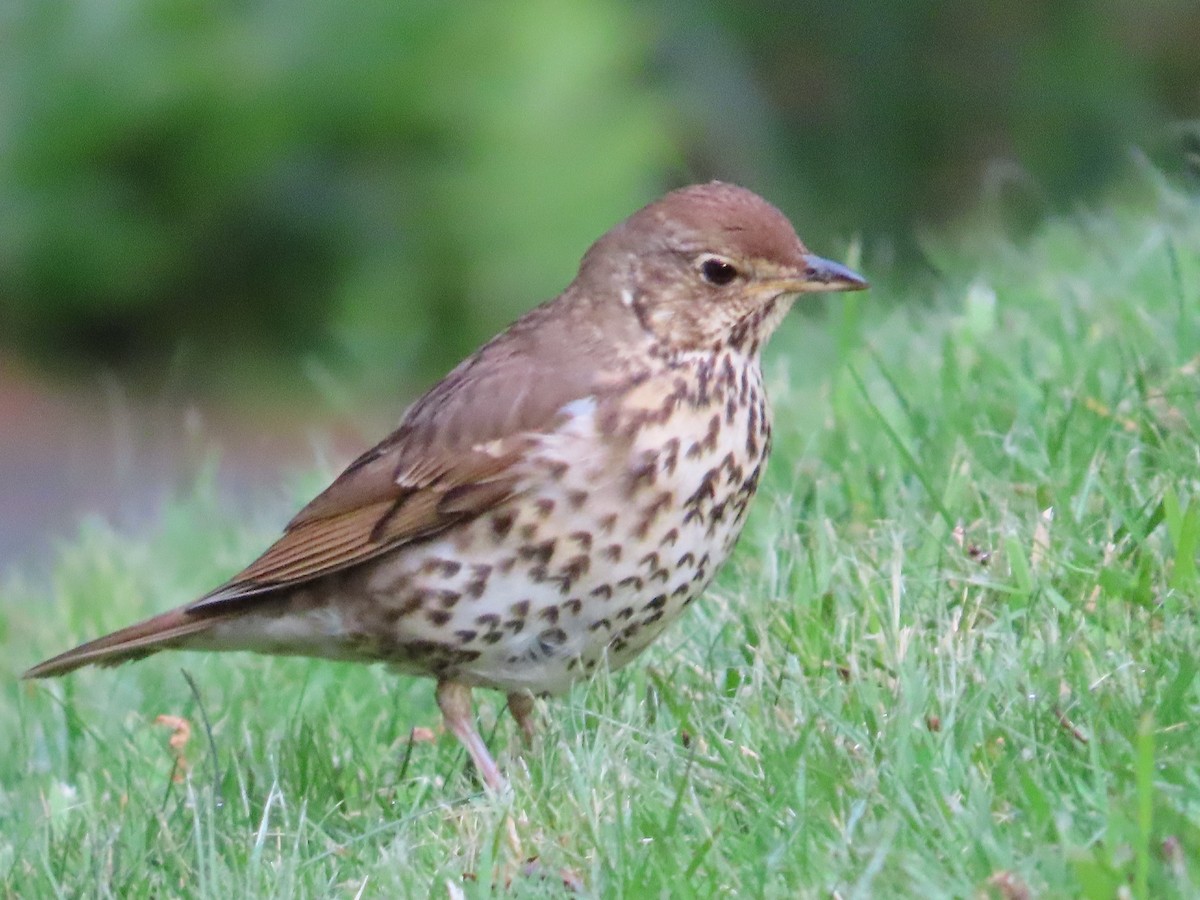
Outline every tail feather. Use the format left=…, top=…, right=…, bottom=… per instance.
left=22, top=608, right=222, bottom=679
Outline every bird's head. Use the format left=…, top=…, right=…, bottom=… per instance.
left=577, top=181, right=867, bottom=353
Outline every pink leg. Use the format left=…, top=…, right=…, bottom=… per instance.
left=436, top=681, right=506, bottom=792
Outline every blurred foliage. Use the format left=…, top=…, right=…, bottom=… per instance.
left=0, top=0, right=1197, bottom=395
left=0, top=0, right=672, bottom=391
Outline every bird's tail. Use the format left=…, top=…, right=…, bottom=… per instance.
left=22, top=608, right=221, bottom=679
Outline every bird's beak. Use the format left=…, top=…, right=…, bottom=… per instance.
left=776, top=254, right=869, bottom=294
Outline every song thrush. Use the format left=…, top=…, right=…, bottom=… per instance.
left=24, top=182, right=867, bottom=790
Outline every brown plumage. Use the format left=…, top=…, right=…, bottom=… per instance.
left=24, top=181, right=866, bottom=790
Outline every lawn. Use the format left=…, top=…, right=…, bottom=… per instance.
left=4, top=176, right=1199, bottom=897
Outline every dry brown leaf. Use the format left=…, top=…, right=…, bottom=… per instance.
left=155, top=714, right=192, bottom=783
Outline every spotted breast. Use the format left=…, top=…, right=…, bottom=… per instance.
left=288, top=347, right=772, bottom=696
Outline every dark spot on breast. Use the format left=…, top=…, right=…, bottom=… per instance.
left=602, top=543, right=622, bottom=562
left=519, top=523, right=538, bottom=541
left=686, top=470, right=720, bottom=508
left=546, top=460, right=569, bottom=480
left=617, top=606, right=634, bottom=620
left=677, top=552, right=695, bottom=568
left=741, top=462, right=763, bottom=496
left=656, top=391, right=680, bottom=423
left=482, top=631, right=503, bottom=644
left=569, top=531, right=593, bottom=550
left=709, top=500, right=728, bottom=525
left=662, top=437, right=680, bottom=474
left=491, top=513, right=515, bottom=540
left=639, top=551, right=659, bottom=570
left=704, top=414, right=721, bottom=451
left=672, top=584, right=690, bottom=599
left=720, top=354, right=737, bottom=389
left=455, top=629, right=477, bottom=643
left=659, top=528, right=679, bottom=547
left=538, top=606, right=560, bottom=625
left=504, top=619, right=525, bottom=634
left=650, top=567, right=671, bottom=584
left=389, top=593, right=425, bottom=620
left=518, top=539, right=556, bottom=565
left=567, top=489, right=589, bottom=509
left=598, top=405, right=622, bottom=436
left=435, top=590, right=462, bottom=609
left=719, top=451, right=735, bottom=476
left=626, top=450, right=658, bottom=495
left=510, top=600, right=531, bottom=618
left=588, top=618, right=611, bottom=632
left=697, top=358, right=712, bottom=403
left=535, top=498, right=555, bottom=518
left=634, top=491, right=674, bottom=539
left=498, top=557, right=517, bottom=574
left=422, top=558, right=462, bottom=577
left=427, top=609, right=452, bottom=626
left=475, top=612, right=500, bottom=627
left=565, top=598, right=583, bottom=615
left=538, top=627, right=567, bottom=647
left=617, top=575, right=644, bottom=591
left=560, top=554, right=590, bottom=585
left=599, top=513, right=618, bottom=534
left=644, top=594, right=667, bottom=611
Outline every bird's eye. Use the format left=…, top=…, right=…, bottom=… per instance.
left=699, top=257, right=738, bottom=286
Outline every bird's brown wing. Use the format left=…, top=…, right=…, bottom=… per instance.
left=187, top=437, right=528, bottom=610
left=187, top=306, right=609, bottom=612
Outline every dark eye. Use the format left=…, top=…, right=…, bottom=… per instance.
left=700, top=257, right=738, bottom=286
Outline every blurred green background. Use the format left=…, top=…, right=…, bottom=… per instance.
left=2, top=0, right=1198, bottom=398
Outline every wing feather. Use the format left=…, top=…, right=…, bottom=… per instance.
left=185, top=295, right=620, bottom=614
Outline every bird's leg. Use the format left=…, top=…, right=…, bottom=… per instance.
left=436, top=682, right=528, bottom=867
left=436, top=681, right=505, bottom=792
left=506, top=691, right=537, bottom=745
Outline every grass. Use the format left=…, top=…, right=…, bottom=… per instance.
left=4, top=174, right=1200, bottom=897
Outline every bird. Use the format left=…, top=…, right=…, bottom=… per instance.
left=23, top=181, right=867, bottom=790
